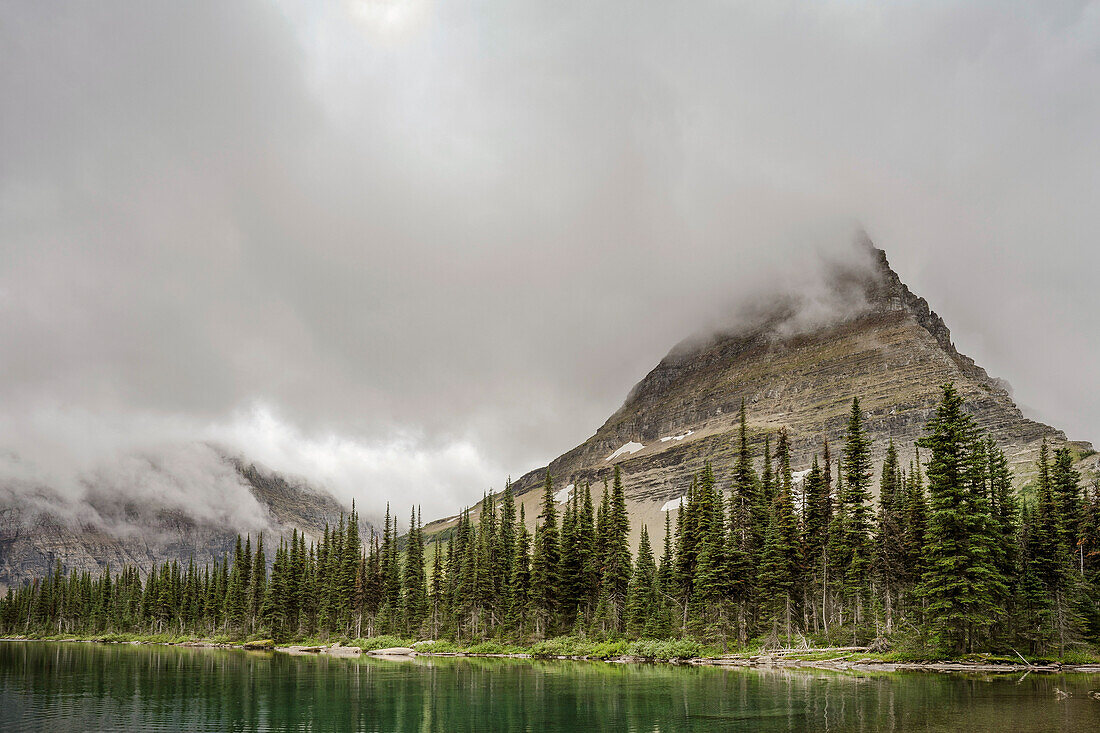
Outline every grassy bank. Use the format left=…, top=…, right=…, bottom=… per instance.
left=7, top=631, right=1100, bottom=667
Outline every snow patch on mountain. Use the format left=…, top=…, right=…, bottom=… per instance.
left=606, top=442, right=644, bottom=461
left=660, top=496, right=686, bottom=512
left=554, top=484, right=574, bottom=504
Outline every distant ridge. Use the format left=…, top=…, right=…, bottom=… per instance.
left=0, top=446, right=373, bottom=590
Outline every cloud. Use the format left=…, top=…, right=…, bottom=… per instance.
left=0, top=442, right=272, bottom=539
left=1, top=1, right=1099, bottom=520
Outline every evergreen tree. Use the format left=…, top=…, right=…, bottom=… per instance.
left=506, top=505, right=531, bottom=634
left=603, top=465, right=632, bottom=628
left=403, top=507, right=428, bottom=633
left=557, top=488, right=581, bottom=625
left=224, top=534, right=247, bottom=629
left=625, top=525, right=658, bottom=636
left=577, top=483, right=599, bottom=615
left=429, top=539, right=444, bottom=638
left=840, top=397, right=874, bottom=622
left=248, top=534, right=266, bottom=631
left=918, top=384, right=1006, bottom=653
left=496, top=479, right=517, bottom=604
left=758, top=441, right=801, bottom=640
left=727, top=402, right=758, bottom=639
left=261, top=541, right=289, bottom=640
left=875, top=442, right=907, bottom=631
left=1051, top=447, right=1083, bottom=558
left=692, top=462, right=728, bottom=637
left=529, top=471, right=561, bottom=636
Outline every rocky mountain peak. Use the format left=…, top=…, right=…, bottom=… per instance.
left=424, top=238, right=1092, bottom=547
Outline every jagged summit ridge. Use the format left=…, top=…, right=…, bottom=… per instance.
left=865, top=243, right=1000, bottom=390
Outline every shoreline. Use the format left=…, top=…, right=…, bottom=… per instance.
left=5, top=637, right=1100, bottom=674
left=418, top=651, right=1100, bottom=674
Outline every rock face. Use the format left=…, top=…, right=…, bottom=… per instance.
left=425, top=240, right=1095, bottom=546
left=0, top=447, right=372, bottom=591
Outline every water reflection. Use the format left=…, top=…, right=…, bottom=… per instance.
left=1, top=642, right=1099, bottom=732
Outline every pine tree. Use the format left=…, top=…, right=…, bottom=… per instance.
left=248, top=534, right=266, bottom=632
left=577, top=483, right=599, bottom=616
left=603, top=465, right=632, bottom=628
left=986, top=441, right=1017, bottom=629
left=429, top=539, right=444, bottom=638
left=758, top=439, right=801, bottom=640
left=362, top=531, right=383, bottom=636
left=657, top=510, right=674, bottom=592
left=558, top=486, right=583, bottom=628
left=240, top=535, right=252, bottom=605
left=692, top=462, right=728, bottom=637
left=1051, top=447, right=1083, bottom=558
left=727, top=401, right=759, bottom=639
left=902, top=456, right=928, bottom=585
left=380, top=506, right=402, bottom=631
left=506, top=505, right=531, bottom=634
left=529, top=471, right=561, bottom=636
left=674, top=476, right=699, bottom=628
left=760, top=435, right=775, bottom=507
left=918, top=383, right=1006, bottom=653
left=224, top=535, right=247, bottom=630
left=403, top=507, right=428, bottom=633
left=287, top=529, right=305, bottom=632
left=625, top=525, right=658, bottom=636
left=344, top=504, right=363, bottom=633
left=496, top=479, right=517, bottom=604
left=261, top=540, right=289, bottom=640
left=840, top=397, right=874, bottom=623
left=875, top=442, right=906, bottom=632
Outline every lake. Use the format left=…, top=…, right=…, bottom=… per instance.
left=1, top=641, right=1099, bottom=731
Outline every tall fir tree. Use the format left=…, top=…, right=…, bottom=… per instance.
left=918, top=383, right=1006, bottom=653
left=529, top=471, right=561, bottom=636
left=840, top=397, right=874, bottom=622
left=625, top=525, right=659, bottom=636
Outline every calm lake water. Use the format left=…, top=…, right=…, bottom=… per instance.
left=2, top=641, right=1099, bottom=732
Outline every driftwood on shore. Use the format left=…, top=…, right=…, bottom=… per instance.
left=275, top=643, right=364, bottom=657
left=769, top=647, right=870, bottom=656
left=365, top=647, right=417, bottom=657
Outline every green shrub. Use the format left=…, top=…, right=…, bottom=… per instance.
left=414, top=640, right=459, bottom=653
left=465, top=640, right=521, bottom=655
left=530, top=636, right=586, bottom=657
left=353, top=635, right=414, bottom=651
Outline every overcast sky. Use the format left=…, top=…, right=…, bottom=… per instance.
left=2, top=1, right=1098, bottom=521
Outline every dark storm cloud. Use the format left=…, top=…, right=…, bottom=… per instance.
left=1, top=1, right=1098, bottom=517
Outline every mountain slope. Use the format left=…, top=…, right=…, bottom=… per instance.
left=425, top=240, right=1096, bottom=546
left=0, top=445, right=371, bottom=591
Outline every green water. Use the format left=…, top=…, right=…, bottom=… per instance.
left=2, top=642, right=1099, bottom=731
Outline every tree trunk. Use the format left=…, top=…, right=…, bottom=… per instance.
left=884, top=585, right=893, bottom=634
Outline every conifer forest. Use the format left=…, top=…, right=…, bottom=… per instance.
left=6, top=385, right=1100, bottom=657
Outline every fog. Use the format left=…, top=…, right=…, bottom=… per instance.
left=2, top=1, right=1098, bottom=520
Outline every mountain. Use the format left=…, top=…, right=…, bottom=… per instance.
left=0, top=444, right=372, bottom=591
left=425, top=239, right=1097, bottom=546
